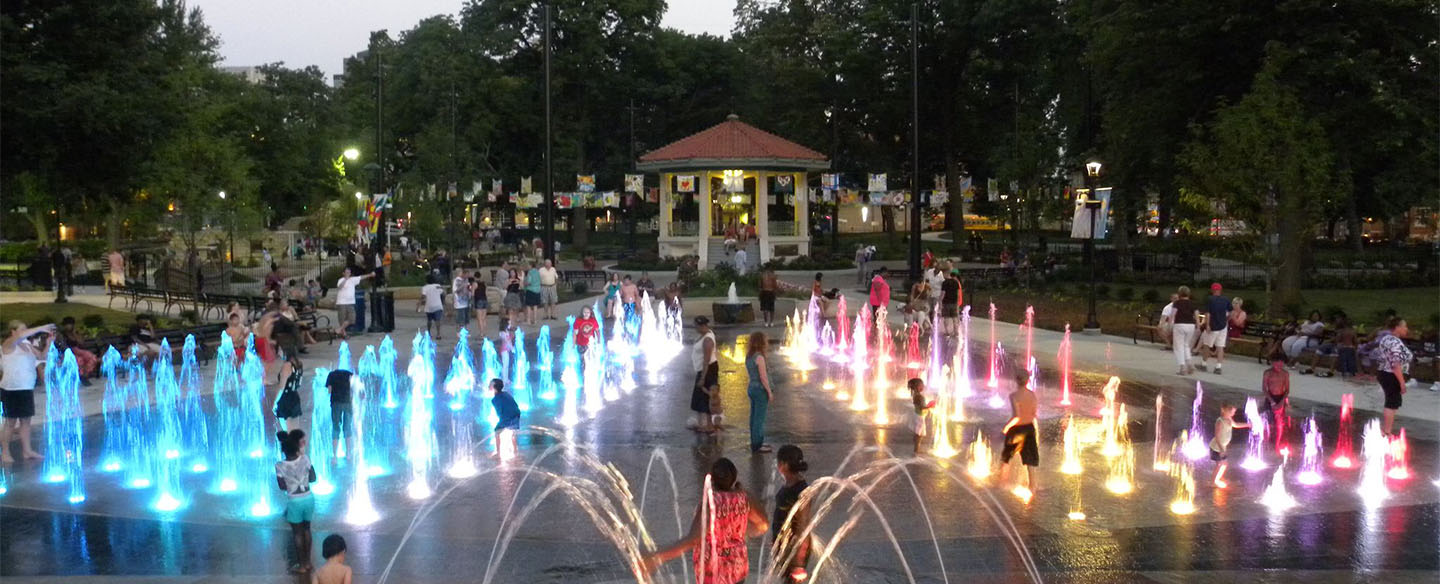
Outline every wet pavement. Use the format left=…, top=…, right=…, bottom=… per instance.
left=1, top=313, right=1437, bottom=583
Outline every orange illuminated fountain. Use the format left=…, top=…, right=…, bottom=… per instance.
left=1153, top=395, right=1170, bottom=472
left=1061, top=415, right=1082, bottom=475
left=966, top=432, right=992, bottom=480
left=1067, top=476, right=1086, bottom=521
left=930, top=367, right=959, bottom=458
left=1332, top=393, right=1355, bottom=468
left=1105, top=443, right=1135, bottom=494
left=1168, top=439, right=1196, bottom=515
left=1058, top=324, right=1073, bottom=406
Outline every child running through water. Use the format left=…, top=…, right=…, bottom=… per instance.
left=275, top=429, right=317, bottom=574
left=312, top=534, right=352, bottom=584
left=274, top=350, right=304, bottom=431
left=906, top=377, right=935, bottom=455
left=1208, top=402, right=1250, bottom=488
left=997, top=370, right=1039, bottom=497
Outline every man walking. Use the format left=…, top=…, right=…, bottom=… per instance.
left=538, top=259, right=559, bottom=320
left=1197, top=282, right=1232, bottom=374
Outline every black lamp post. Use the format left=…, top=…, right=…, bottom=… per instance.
left=1082, top=160, right=1103, bottom=331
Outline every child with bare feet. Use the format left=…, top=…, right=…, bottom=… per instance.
left=997, top=370, right=1039, bottom=498
left=1208, top=402, right=1250, bottom=488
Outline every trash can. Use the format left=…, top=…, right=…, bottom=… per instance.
left=368, top=290, right=395, bottom=333
left=349, top=291, right=367, bottom=334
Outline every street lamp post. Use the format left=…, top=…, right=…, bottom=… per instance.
left=1082, top=160, right=1103, bottom=331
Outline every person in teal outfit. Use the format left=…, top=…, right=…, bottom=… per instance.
left=745, top=331, right=774, bottom=454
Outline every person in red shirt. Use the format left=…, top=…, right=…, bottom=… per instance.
left=868, top=266, right=891, bottom=320
left=574, top=306, right=600, bottom=353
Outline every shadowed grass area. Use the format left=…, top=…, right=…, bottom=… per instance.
left=0, top=302, right=175, bottom=335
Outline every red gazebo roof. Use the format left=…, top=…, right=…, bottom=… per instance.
left=637, top=114, right=829, bottom=171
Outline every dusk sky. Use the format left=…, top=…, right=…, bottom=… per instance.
left=192, top=0, right=737, bottom=77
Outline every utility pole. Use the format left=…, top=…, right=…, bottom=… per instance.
left=628, top=99, right=638, bottom=252
left=543, top=1, right=555, bottom=263
left=907, top=1, right=922, bottom=285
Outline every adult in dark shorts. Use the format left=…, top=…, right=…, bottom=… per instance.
left=1374, top=317, right=1413, bottom=435
left=1, top=321, right=55, bottom=465
left=940, top=270, right=961, bottom=336
left=325, top=368, right=354, bottom=459
left=759, top=269, right=779, bottom=327
left=689, top=317, right=719, bottom=432
left=997, top=370, right=1039, bottom=494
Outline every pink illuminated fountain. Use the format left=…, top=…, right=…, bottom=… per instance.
left=1058, top=324, right=1073, bottom=406
left=1297, top=416, right=1323, bottom=486
left=987, top=342, right=1007, bottom=409
left=1023, top=305, right=1034, bottom=367
left=1387, top=428, right=1411, bottom=480
left=1182, top=382, right=1208, bottom=460
left=986, top=303, right=999, bottom=389
left=833, top=295, right=850, bottom=361
left=1153, top=395, right=1170, bottom=472
left=1240, top=397, right=1269, bottom=471
left=846, top=309, right=869, bottom=409
left=1332, top=393, right=1355, bottom=469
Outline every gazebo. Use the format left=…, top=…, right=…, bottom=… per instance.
left=638, top=114, right=829, bottom=268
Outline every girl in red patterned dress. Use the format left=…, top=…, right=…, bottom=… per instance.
left=644, top=458, right=769, bottom=583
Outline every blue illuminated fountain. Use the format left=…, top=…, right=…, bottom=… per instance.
left=239, top=339, right=272, bottom=517
left=380, top=335, right=400, bottom=409
left=558, top=316, right=582, bottom=426
left=356, top=345, right=390, bottom=476
left=336, top=340, right=352, bottom=373
left=535, top=325, right=556, bottom=401
left=178, top=336, right=209, bottom=473
left=442, top=331, right=478, bottom=478
left=511, top=327, right=531, bottom=411
left=345, top=373, right=380, bottom=525
left=41, top=347, right=84, bottom=503
left=447, top=330, right=474, bottom=411
left=587, top=303, right=610, bottom=410
left=98, top=347, right=125, bottom=473
left=405, top=332, right=438, bottom=497
left=309, top=365, right=336, bottom=495
left=211, top=335, right=243, bottom=493
left=480, top=338, right=501, bottom=427
left=150, top=340, right=185, bottom=511
left=120, top=348, right=155, bottom=489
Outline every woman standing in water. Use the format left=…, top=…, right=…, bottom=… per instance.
left=643, top=457, right=769, bottom=583
left=745, top=332, right=774, bottom=454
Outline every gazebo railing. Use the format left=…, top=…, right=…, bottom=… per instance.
left=768, top=221, right=797, bottom=237
left=671, top=221, right=700, bottom=237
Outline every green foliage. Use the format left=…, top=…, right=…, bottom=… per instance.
left=1141, top=288, right=1160, bottom=304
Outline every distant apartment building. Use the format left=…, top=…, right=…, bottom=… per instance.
left=218, top=66, right=266, bottom=84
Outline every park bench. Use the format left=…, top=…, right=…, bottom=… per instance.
left=1235, top=321, right=1282, bottom=362
left=164, top=289, right=202, bottom=315
left=561, top=270, right=607, bottom=287
left=1133, top=313, right=1163, bottom=345
left=0, top=265, right=28, bottom=288
left=107, top=283, right=138, bottom=310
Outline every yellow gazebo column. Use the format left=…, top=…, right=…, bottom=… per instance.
left=795, top=171, right=810, bottom=256
left=698, top=174, right=712, bottom=267
left=756, top=170, right=770, bottom=263
left=659, top=173, right=672, bottom=238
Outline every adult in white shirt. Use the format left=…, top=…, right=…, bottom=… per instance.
left=538, top=259, right=560, bottom=320
left=2, top=321, right=55, bottom=464
left=418, top=276, right=447, bottom=340
left=734, top=248, right=748, bottom=275
left=453, top=269, right=473, bottom=332
left=924, top=266, right=946, bottom=303
left=334, top=267, right=374, bottom=340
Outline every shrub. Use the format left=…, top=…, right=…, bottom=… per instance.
left=179, top=309, right=200, bottom=325
left=1115, top=286, right=1135, bottom=301
left=572, top=281, right=589, bottom=295
left=1095, top=283, right=1111, bottom=299
left=81, top=314, right=106, bottom=330
left=1141, top=289, right=1161, bottom=303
